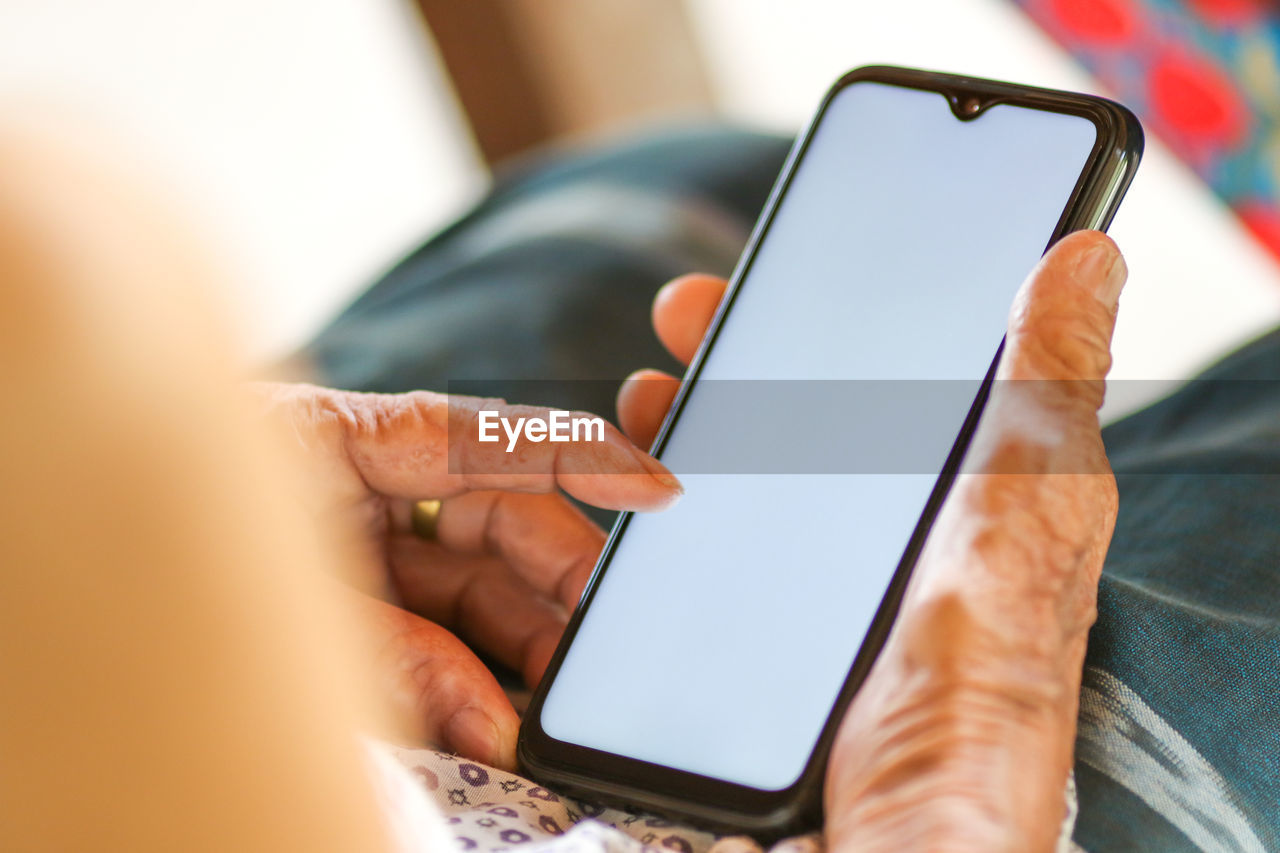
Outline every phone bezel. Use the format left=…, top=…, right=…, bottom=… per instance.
left=517, top=64, right=1143, bottom=837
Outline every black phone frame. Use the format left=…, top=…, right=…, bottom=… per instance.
left=517, top=64, right=1144, bottom=838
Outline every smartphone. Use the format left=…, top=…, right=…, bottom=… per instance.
left=518, top=66, right=1142, bottom=836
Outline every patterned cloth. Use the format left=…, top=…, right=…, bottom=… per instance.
left=377, top=745, right=1084, bottom=853
left=383, top=745, right=823, bottom=853
left=1012, top=0, right=1280, bottom=257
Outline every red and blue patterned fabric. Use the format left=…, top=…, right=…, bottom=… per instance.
left=1013, top=0, right=1280, bottom=257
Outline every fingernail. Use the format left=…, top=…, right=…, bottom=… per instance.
left=1075, top=241, right=1127, bottom=309
left=603, top=428, right=683, bottom=495
left=635, top=450, right=683, bottom=493
left=444, top=706, right=500, bottom=765
left=654, top=472, right=684, bottom=492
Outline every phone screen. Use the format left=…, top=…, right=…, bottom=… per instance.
left=538, top=81, right=1100, bottom=792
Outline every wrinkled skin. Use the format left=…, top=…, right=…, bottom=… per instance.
left=268, top=229, right=1125, bottom=851
left=253, top=384, right=683, bottom=769
left=822, top=230, right=1124, bottom=852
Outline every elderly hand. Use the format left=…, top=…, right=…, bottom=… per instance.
left=255, top=385, right=682, bottom=770
left=616, top=230, right=1126, bottom=851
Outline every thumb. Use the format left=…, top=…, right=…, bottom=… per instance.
left=967, top=230, right=1127, bottom=478
left=1000, top=230, right=1126, bottom=393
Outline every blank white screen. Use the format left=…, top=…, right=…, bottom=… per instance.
left=540, top=81, right=1098, bottom=791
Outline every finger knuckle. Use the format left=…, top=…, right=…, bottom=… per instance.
left=973, top=389, right=1109, bottom=478
left=945, top=475, right=1110, bottom=646
left=971, top=427, right=1058, bottom=477
left=903, top=589, right=1059, bottom=693
left=330, top=390, right=448, bottom=441
left=1010, top=305, right=1114, bottom=381
left=965, top=478, right=1090, bottom=578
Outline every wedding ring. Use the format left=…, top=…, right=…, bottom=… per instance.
left=410, top=499, right=443, bottom=541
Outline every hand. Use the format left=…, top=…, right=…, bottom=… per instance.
left=617, top=231, right=1126, bottom=851
left=256, top=385, right=682, bottom=770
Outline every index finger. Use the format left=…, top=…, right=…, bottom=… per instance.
left=320, top=388, right=683, bottom=511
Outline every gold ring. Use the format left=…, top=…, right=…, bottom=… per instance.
left=410, top=499, right=443, bottom=541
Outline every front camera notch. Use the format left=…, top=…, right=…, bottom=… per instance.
left=947, top=92, right=990, bottom=121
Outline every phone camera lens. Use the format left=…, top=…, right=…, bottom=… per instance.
left=959, top=96, right=982, bottom=117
